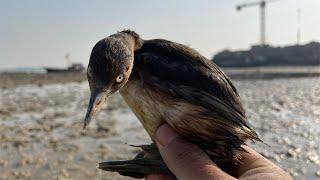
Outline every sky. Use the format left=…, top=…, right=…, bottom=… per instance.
left=0, top=0, right=319, bottom=68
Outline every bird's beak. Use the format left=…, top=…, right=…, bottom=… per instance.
left=83, top=90, right=108, bottom=129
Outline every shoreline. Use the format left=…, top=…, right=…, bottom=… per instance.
left=1, top=66, right=320, bottom=88
left=223, top=66, right=320, bottom=79
left=0, top=72, right=86, bottom=89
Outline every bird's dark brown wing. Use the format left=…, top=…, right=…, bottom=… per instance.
left=132, top=39, right=261, bottom=168
left=134, top=39, right=256, bottom=131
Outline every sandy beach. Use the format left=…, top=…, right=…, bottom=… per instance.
left=0, top=72, right=319, bottom=180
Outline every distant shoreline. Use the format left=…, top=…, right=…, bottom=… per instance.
left=1, top=66, right=319, bottom=89
left=223, top=66, right=320, bottom=79
left=0, top=72, right=86, bottom=89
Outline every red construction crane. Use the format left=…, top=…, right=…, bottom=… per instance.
left=236, top=0, right=280, bottom=46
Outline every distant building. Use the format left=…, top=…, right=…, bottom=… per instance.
left=212, top=42, right=320, bottom=67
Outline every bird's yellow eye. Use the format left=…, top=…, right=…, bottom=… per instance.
left=116, top=74, right=124, bottom=83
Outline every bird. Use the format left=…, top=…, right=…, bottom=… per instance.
left=84, top=30, right=261, bottom=178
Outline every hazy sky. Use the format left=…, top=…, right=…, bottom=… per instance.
left=1, top=0, right=319, bottom=68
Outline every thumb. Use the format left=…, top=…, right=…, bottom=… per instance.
left=155, top=124, right=235, bottom=180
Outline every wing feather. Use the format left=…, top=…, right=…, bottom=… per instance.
left=134, top=39, right=259, bottom=141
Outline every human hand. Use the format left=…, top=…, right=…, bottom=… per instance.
left=146, top=124, right=292, bottom=180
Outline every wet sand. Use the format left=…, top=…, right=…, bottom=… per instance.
left=0, top=73, right=319, bottom=179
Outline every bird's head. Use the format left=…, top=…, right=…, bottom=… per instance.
left=84, top=30, right=142, bottom=128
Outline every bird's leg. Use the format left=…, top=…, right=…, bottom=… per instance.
left=98, top=143, right=172, bottom=179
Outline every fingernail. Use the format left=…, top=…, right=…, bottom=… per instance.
left=156, top=124, right=179, bottom=146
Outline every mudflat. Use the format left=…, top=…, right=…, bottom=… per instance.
left=0, top=72, right=319, bottom=179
